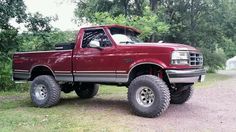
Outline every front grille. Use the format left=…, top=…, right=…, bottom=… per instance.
left=189, top=52, right=203, bottom=66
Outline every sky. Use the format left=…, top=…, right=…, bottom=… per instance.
left=12, top=0, right=80, bottom=31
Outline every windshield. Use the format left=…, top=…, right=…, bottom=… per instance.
left=109, top=27, right=143, bottom=45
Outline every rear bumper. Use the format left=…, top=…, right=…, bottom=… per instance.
left=166, top=68, right=206, bottom=83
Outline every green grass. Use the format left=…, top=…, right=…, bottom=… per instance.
left=0, top=72, right=231, bottom=131
left=0, top=87, right=130, bottom=132
left=195, top=73, right=230, bottom=88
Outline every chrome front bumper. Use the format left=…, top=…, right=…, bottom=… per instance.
left=166, top=69, right=206, bottom=83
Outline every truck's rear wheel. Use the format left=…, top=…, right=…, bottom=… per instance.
left=128, top=75, right=170, bottom=118
left=60, top=83, right=74, bottom=93
left=170, top=85, right=193, bottom=104
left=75, top=83, right=99, bottom=99
left=30, top=75, right=61, bottom=107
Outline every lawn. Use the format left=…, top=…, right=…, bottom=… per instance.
left=0, top=73, right=231, bottom=132
left=194, top=72, right=230, bottom=88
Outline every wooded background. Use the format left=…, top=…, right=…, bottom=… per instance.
left=1, top=0, right=236, bottom=91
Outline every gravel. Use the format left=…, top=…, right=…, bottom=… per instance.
left=127, top=70, right=236, bottom=131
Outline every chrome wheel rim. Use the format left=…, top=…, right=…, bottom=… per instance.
left=34, top=84, right=47, bottom=100
left=136, top=86, right=155, bottom=107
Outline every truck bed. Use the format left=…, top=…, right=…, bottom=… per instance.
left=13, top=50, right=73, bottom=81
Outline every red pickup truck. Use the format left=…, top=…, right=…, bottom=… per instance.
left=13, top=24, right=205, bottom=118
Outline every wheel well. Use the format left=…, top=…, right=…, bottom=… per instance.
left=30, top=66, right=54, bottom=81
left=128, top=64, right=163, bottom=84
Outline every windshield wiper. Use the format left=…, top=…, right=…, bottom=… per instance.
left=120, top=41, right=135, bottom=44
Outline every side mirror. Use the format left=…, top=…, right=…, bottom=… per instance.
left=89, top=41, right=100, bottom=48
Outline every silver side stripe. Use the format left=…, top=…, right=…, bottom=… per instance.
left=14, top=70, right=126, bottom=74
left=74, top=71, right=127, bottom=73
left=75, top=71, right=115, bottom=73
left=13, top=72, right=30, bottom=80
left=73, top=74, right=128, bottom=83
left=73, top=73, right=127, bottom=76
left=116, top=71, right=127, bottom=73
left=13, top=70, right=129, bottom=83
left=54, top=73, right=128, bottom=83
left=14, top=69, right=29, bottom=72
left=15, top=50, right=72, bottom=54
left=54, top=71, right=72, bottom=73
left=55, top=74, right=73, bottom=82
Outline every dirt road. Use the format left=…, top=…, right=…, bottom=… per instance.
left=131, top=70, right=236, bottom=131
left=91, top=71, right=236, bottom=131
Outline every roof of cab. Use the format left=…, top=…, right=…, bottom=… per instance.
left=81, top=24, right=141, bottom=33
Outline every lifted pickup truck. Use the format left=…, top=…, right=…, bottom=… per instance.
left=13, top=24, right=205, bottom=118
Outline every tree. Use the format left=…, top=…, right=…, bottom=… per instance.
left=0, top=0, right=26, bottom=54
left=23, top=12, right=57, bottom=50
left=0, top=0, right=27, bottom=90
left=92, top=7, right=169, bottom=41
left=18, top=31, right=76, bottom=52
left=0, top=0, right=62, bottom=91
left=74, top=0, right=149, bottom=24
left=74, top=0, right=168, bottom=41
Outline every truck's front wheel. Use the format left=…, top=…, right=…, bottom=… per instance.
left=128, top=75, right=170, bottom=118
left=75, top=83, right=99, bottom=99
left=170, top=85, right=193, bottom=104
left=30, top=75, right=61, bottom=107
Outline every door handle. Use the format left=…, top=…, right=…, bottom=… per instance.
left=74, top=54, right=81, bottom=58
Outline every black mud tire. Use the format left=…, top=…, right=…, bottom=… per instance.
left=170, top=86, right=193, bottom=104
left=128, top=75, right=170, bottom=118
left=75, top=83, right=99, bottom=99
left=30, top=75, right=61, bottom=107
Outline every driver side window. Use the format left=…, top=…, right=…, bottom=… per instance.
left=82, top=29, right=112, bottom=48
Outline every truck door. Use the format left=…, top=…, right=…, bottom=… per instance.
left=73, top=28, right=117, bottom=82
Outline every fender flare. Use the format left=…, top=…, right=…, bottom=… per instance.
left=30, top=64, right=55, bottom=79
left=127, top=61, right=166, bottom=80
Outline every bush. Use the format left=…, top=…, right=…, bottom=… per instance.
left=0, top=55, right=28, bottom=92
left=201, top=48, right=227, bottom=73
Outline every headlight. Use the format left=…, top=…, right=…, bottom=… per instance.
left=171, top=51, right=189, bottom=65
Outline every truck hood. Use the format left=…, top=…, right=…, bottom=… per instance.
left=132, top=42, right=197, bottom=51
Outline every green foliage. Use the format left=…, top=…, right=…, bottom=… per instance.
left=0, top=0, right=27, bottom=91
left=25, top=12, right=57, bottom=33
left=0, top=0, right=26, bottom=54
left=18, top=31, right=76, bottom=51
left=0, top=55, right=29, bottom=91
left=92, top=7, right=169, bottom=41
left=0, top=0, right=76, bottom=91
left=0, top=55, right=12, bottom=91
left=201, top=48, right=227, bottom=73
left=0, top=0, right=27, bottom=29
left=74, top=0, right=148, bottom=23
left=0, top=27, right=19, bottom=53
left=22, top=12, right=57, bottom=51
left=219, top=35, right=236, bottom=59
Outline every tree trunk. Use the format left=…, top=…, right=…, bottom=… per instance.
left=134, top=0, right=142, bottom=15
left=149, top=0, right=159, bottom=12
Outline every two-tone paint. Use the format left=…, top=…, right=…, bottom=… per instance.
left=13, top=24, right=205, bottom=84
